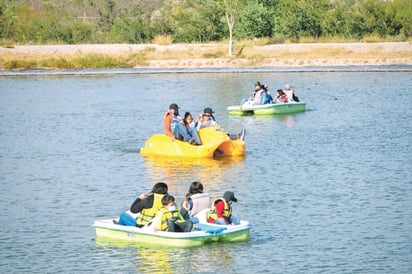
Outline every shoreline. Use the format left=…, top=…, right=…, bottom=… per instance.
left=0, top=42, right=411, bottom=70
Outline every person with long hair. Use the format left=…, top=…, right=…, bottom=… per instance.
left=180, top=181, right=210, bottom=220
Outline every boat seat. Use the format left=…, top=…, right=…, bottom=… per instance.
left=194, top=208, right=209, bottom=223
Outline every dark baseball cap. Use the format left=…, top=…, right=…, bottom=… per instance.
left=204, top=107, right=214, bottom=114
left=223, top=191, right=237, bottom=202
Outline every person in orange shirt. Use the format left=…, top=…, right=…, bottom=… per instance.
left=163, top=103, right=200, bottom=145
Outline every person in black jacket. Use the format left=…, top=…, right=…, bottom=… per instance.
left=117, top=182, right=168, bottom=227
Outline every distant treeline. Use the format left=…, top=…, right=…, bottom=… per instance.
left=0, top=0, right=411, bottom=44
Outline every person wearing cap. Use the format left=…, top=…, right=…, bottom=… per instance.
left=197, top=107, right=246, bottom=141
left=283, top=84, right=299, bottom=102
left=241, top=81, right=272, bottom=106
left=203, top=107, right=216, bottom=121
left=206, top=191, right=240, bottom=225
left=163, top=103, right=200, bottom=145
left=196, top=111, right=218, bottom=130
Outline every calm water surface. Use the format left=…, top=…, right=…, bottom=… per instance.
left=0, top=69, right=411, bottom=273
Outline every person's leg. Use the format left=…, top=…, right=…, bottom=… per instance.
left=174, top=222, right=184, bottom=232
left=214, top=218, right=227, bottom=225
left=239, top=128, right=246, bottom=141
left=175, top=220, right=193, bottom=232
left=182, top=220, right=193, bottom=232
left=171, top=120, right=191, bottom=141
left=180, top=207, right=190, bottom=220
left=167, top=220, right=176, bottom=232
left=187, top=127, right=201, bottom=145
left=118, top=212, right=136, bottom=226
left=229, top=213, right=240, bottom=225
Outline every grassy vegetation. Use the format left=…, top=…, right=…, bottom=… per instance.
left=1, top=51, right=151, bottom=69
left=152, top=35, right=173, bottom=45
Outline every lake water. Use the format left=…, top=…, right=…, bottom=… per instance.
left=0, top=67, right=411, bottom=273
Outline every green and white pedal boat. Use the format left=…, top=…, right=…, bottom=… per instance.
left=227, top=102, right=306, bottom=116
left=93, top=209, right=251, bottom=248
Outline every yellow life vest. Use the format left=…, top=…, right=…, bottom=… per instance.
left=136, top=193, right=164, bottom=227
left=206, top=198, right=231, bottom=221
left=158, top=206, right=184, bottom=231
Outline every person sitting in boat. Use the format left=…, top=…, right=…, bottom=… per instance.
left=207, top=191, right=240, bottom=225
left=116, top=182, right=168, bottom=227
left=242, top=81, right=272, bottom=106
left=197, top=107, right=246, bottom=141
left=154, top=194, right=193, bottom=232
left=261, top=84, right=273, bottom=104
left=183, top=112, right=202, bottom=145
left=164, top=103, right=200, bottom=145
left=180, top=181, right=210, bottom=220
left=195, top=107, right=216, bottom=126
left=274, top=89, right=289, bottom=103
left=283, top=84, right=299, bottom=102
left=196, top=112, right=218, bottom=130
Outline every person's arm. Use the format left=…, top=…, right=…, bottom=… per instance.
left=188, top=199, right=193, bottom=210
left=196, top=121, right=202, bottom=130
left=181, top=194, right=191, bottom=210
left=130, top=194, right=153, bottom=213
left=163, top=113, right=174, bottom=139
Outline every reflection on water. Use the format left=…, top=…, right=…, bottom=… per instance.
left=141, top=155, right=245, bottom=197
left=95, top=237, right=237, bottom=273
left=251, top=112, right=300, bottom=128
left=136, top=248, right=174, bottom=274
left=95, top=238, right=175, bottom=273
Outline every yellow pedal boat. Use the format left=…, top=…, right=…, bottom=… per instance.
left=140, top=126, right=245, bottom=158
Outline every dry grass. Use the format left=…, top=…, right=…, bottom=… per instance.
left=152, top=35, right=173, bottom=45
left=0, top=40, right=411, bottom=69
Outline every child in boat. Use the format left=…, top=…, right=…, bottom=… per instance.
left=274, top=89, right=288, bottom=103
left=154, top=194, right=193, bottom=232
left=207, top=191, right=240, bottom=225
left=183, top=112, right=202, bottom=145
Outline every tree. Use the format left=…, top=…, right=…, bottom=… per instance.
left=394, top=0, right=412, bottom=37
left=273, top=0, right=329, bottom=40
left=220, top=0, right=241, bottom=56
left=168, top=0, right=224, bottom=43
left=235, top=1, right=273, bottom=39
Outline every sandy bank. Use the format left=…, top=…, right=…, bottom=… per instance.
left=1, top=42, right=411, bottom=68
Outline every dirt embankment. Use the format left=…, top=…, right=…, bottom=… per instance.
left=1, top=42, right=411, bottom=68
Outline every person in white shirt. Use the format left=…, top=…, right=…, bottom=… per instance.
left=283, top=84, right=300, bottom=102
left=180, top=181, right=210, bottom=220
